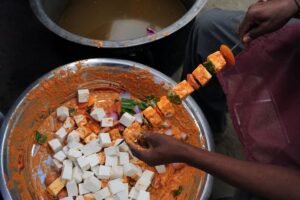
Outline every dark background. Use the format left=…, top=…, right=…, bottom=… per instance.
left=0, top=0, right=190, bottom=115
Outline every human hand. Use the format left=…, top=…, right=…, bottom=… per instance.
left=127, top=132, right=189, bottom=166
left=239, top=0, right=299, bottom=44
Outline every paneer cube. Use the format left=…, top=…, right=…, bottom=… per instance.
left=119, top=152, right=129, bottom=165
left=207, top=51, right=227, bottom=72
left=73, top=166, right=83, bottom=184
left=77, top=156, right=91, bottom=171
left=75, top=196, right=84, bottom=200
left=97, top=165, right=111, bottom=180
left=137, top=190, right=150, bottom=200
left=56, top=106, right=69, bottom=122
left=105, top=156, right=118, bottom=167
left=109, top=128, right=122, bottom=141
left=83, top=176, right=102, bottom=192
left=90, top=108, right=106, bottom=122
left=52, top=159, right=63, bottom=170
left=55, top=127, right=68, bottom=142
left=84, top=133, right=98, bottom=144
left=87, top=153, right=100, bottom=168
left=82, top=140, right=102, bottom=156
left=78, top=89, right=90, bottom=103
left=67, top=130, right=80, bottom=143
left=79, top=183, right=89, bottom=195
left=114, top=189, right=128, bottom=200
left=157, top=96, right=175, bottom=118
left=74, top=114, right=88, bottom=127
left=101, top=117, right=114, bottom=128
left=94, top=187, right=111, bottom=200
left=53, top=150, right=67, bottom=162
left=66, top=180, right=78, bottom=197
left=47, top=177, right=66, bottom=196
left=110, top=166, right=124, bottom=179
left=67, top=148, right=82, bottom=161
left=63, top=116, right=75, bottom=131
left=108, top=179, right=126, bottom=195
left=123, top=163, right=139, bottom=177
left=155, top=165, right=167, bottom=174
left=142, top=107, right=163, bottom=127
left=173, top=80, right=194, bottom=99
left=114, top=139, right=130, bottom=152
left=62, top=146, right=69, bottom=155
left=76, top=126, right=91, bottom=139
left=62, top=159, right=73, bottom=181
left=192, top=64, right=212, bottom=86
left=82, top=171, right=94, bottom=179
left=134, top=113, right=143, bottom=124
left=119, top=112, right=135, bottom=127
left=129, top=187, right=139, bottom=199
left=48, top=138, right=62, bottom=153
left=99, top=133, right=112, bottom=147
left=60, top=197, right=73, bottom=200
left=67, top=140, right=83, bottom=151
left=104, top=146, right=119, bottom=157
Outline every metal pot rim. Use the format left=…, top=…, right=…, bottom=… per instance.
left=0, top=58, right=213, bottom=199
left=29, top=0, right=207, bottom=48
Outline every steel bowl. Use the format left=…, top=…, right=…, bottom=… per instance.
left=0, top=58, right=213, bottom=199
left=29, top=0, right=207, bottom=48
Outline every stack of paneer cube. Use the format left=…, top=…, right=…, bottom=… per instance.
left=47, top=89, right=168, bottom=200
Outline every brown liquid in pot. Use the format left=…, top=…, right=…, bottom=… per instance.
left=58, top=0, right=186, bottom=41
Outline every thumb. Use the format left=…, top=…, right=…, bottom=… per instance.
left=246, top=22, right=269, bottom=41
left=127, top=141, right=150, bottom=160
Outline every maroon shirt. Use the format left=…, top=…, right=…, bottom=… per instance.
left=218, top=24, right=300, bottom=168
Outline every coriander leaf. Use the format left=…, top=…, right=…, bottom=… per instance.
left=69, top=108, right=77, bottom=115
left=172, top=185, right=183, bottom=197
left=167, top=90, right=182, bottom=105
left=35, top=131, right=47, bottom=144
left=144, top=95, right=158, bottom=107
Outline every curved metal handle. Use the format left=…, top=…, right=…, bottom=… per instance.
left=0, top=111, right=4, bottom=127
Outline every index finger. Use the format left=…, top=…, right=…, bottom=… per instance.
left=127, top=140, right=152, bottom=160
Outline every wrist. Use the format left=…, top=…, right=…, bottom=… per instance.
left=176, top=143, right=202, bottom=164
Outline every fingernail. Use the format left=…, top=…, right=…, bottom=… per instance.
left=243, top=35, right=251, bottom=43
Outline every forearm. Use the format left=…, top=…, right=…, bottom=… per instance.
left=181, top=145, right=300, bottom=200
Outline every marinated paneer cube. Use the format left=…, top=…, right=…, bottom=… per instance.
left=78, top=89, right=90, bottom=103
left=74, top=114, right=88, bottom=127
left=76, top=127, right=91, bottom=139
left=123, top=122, right=142, bottom=143
left=157, top=96, right=175, bottom=118
left=56, top=106, right=69, bottom=122
left=207, top=51, right=227, bottom=72
left=63, top=116, right=75, bottom=131
left=173, top=80, right=194, bottom=99
left=142, top=107, right=163, bottom=127
left=192, top=64, right=212, bottom=86
left=109, top=129, right=122, bottom=141
left=84, top=133, right=98, bottom=144
left=46, top=177, right=66, bottom=196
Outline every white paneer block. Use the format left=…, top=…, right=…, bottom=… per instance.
left=101, top=117, right=114, bottom=127
left=134, top=113, right=143, bottom=124
left=108, top=179, right=126, bottom=195
left=97, top=165, right=111, bottom=180
left=53, top=150, right=67, bottom=162
left=99, top=133, right=112, bottom=147
left=155, top=165, right=167, bottom=174
left=82, top=170, right=94, bottom=180
left=90, top=108, right=106, bottom=122
left=114, top=189, right=128, bottom=200
left=135, top=179, right=151, bottom=191
left=67, top=130, right=80, bottom=143
left=119, top=152, right=129, bottom=165
left=82, top=140, right=102, bottom=156
left=123, top=163, right=138, bottom=177
left=114, top=139, right=130, bottom=152
left=79, top=183, right=89, bottom=195
left=48, top=138, right=62, bottom=153
left=62, top=146, right=69, bottom=155
left=62, top=160, right=73, bottom=181
left=52, top=159, right=62, bottom=170
left=94, top=187, right=111, bottom=200
left=55, top=127, right=68, bottom=142
left=78, top=89, right=89, bottom=103
left=83, top=176, right=102, bottom=192
left=73, top=166, right=83, bottom=184
left=141, top=170, right=154, bottom=181
left=119, top=112, right=135, bottom=127
left=91, top=165, right=100, bottom=174
left=77, top=156, right=91, bottom=171
left=129, top=187, right=139, bottom=199
left=104, top=146, right=119, bottom=157
left=57, top=106, right=69, bottom=121
left=75, top=196, right=84, bottom=200
left=68, top=148, right=82, bottom=161
left=66, top=180, right=78, bottom=197
left=67, top=140, right=83, bottom=151
left=63, top=117, right=75, bottom=130
left=137, top=190, right=150, bottom=200
left=105, top=156, right=118, bottom=166
left=87, top=153, right=100, bottom=168
left=110, top=166, right=123, bottom=180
